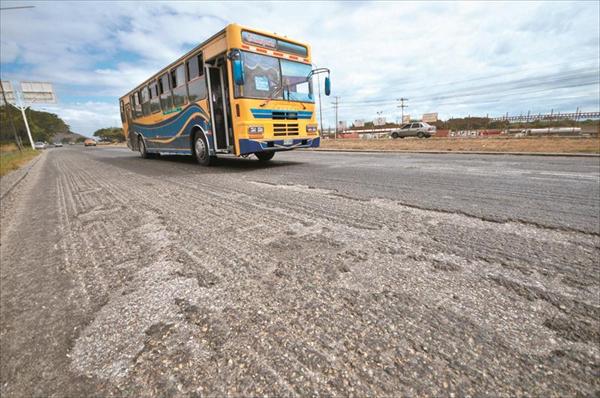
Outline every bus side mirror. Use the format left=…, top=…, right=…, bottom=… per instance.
left=233, top=59, right=245, bottom=85
left=324, top=77, right=331, bottom=96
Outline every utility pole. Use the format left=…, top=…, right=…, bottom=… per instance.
left=397, top=98, right=408, bottom=123
left=316, top=72, right=324, bottom=136
left=333, top=96, right=340, bottom=139
left=0, top=4, right=36, bottom=149
left=0, top=80, right=23, bottom=151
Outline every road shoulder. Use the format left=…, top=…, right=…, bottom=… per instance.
left=0, top=150, right=45, bottom=200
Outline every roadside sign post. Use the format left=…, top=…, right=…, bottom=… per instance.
left=0, top=80, right=57, bottom=150
left=18, top=94, right=35, bottom=149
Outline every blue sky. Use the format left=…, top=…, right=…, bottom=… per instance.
left=1, top=0, right=598, bottom=135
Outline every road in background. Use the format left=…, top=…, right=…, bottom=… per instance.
left=1, top=147, right=598, bottom=396
left=241, top=150, right=600, bottom=234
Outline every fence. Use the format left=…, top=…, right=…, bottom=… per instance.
left=491, top=111, right=600, bottom=123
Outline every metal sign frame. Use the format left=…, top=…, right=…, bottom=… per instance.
left=0, top=80, right=57, bottom=149
left=0, top=80, right=16, bottom=105
left=20, top=81, right=57, bottom=103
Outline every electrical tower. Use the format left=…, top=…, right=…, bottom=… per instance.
left=397, top=98, right=408, bottom=122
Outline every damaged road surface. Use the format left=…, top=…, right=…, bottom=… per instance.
left=1, top=147, right=599, bottom=396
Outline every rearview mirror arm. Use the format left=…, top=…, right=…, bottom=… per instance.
left=307, top=68, right=330, bottom=80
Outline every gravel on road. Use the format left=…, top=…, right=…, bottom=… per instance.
left=1, top=147, right=598, bottom=397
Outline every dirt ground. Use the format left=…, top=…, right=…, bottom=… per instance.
left=1, top=148, right=599, bottom=397
left=320, top=136, right=600, bottom=153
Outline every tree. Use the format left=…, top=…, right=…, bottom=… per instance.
left=0, top=105, right=70, bottom=144
left=92, top=127, right=125, bottom=142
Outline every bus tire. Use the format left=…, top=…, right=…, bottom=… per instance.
left=194, top=133, right=214, bottom=166
left=139, top=136, right=149, bottom=159
left=255, top=152, right=275, bottom=162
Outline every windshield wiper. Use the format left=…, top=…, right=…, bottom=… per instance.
left=259, top=82, right=288, bottom=108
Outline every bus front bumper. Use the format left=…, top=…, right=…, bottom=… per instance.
left=239, top=137, right=320, bottom=155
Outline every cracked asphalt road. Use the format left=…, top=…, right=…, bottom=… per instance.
left=1, top=147, right=599, bottom=397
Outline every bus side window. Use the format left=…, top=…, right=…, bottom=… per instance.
left=141, top=86, right=151, bottom=116
left=171, top=64, right=188, bottom=107
left=159, top=73, right=173, bottom=111
left=186, top=53, right=207, bottom=102
left=129, top=95, right=135, bottom=118
left=120, top=100, right=125, bottom=122
left=149, top=81, right=160, bottom=114
left=131, top=93, right=142, bottom=119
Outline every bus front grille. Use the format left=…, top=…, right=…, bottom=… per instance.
left=272, top=111, right=298, bottom=120
left=273, top=123, right=299, bottom=136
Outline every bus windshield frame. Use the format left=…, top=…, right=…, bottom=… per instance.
left=234, top=50, right=314, bottom=103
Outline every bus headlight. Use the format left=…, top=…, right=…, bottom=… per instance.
left=306, top=124, right=318, bottom=134
left=248, top=126, right=264, bottom=134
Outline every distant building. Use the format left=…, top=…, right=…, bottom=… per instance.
left=374, top=117, right=386, bottom=126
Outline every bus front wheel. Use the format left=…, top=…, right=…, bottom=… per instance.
left=194, top=134, right=214, bottom=166
left=255, top=152, right=275, bottom=162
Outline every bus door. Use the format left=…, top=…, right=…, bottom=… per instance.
left=124, top=103, right=137, bottom=150
left=205, top=62, right=232, bottom=152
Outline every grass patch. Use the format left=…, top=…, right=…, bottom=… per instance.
left=320, top=136, right=600, bottom=154
left=0, top=144, right=40, bottom=177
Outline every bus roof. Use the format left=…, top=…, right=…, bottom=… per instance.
left=120, top=23, right=311, bottom=101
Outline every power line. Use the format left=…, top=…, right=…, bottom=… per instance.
left=332, top=76, right=599, bottom=111
left=0, top=6, right=35, bottom=10
left=337, top=64, right=598, bottom=105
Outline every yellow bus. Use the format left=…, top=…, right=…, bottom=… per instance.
left=119, top=23, right=330, bottom=165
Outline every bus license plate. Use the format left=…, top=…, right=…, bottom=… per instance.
left=283, top=139, right=293, bottom=145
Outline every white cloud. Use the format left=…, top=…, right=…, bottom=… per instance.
left=0, top=39, right=19, bottom=63
left=41, top=102, right=121, bottom=137
left=1, top=0, right=598, bottom=133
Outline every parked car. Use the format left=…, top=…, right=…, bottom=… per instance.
left=390, top=122, right=436, bottom=139
left=54, top=142, right=63, bottom=147
left=34, top=141, right=46, bottom=150
left=84, top=139, right=97, bottom=147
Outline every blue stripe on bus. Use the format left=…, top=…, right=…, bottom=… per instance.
left=148, top=148, right=193, bottom=155
left=132, top=104, right=210, bottom=137
left=132, top=103, right=210, bottom=130
left=131, top=103, right=213, bottom=153
left=250, top=108, right=313, bottom=119
left=238, top=136, right=320, bottom=155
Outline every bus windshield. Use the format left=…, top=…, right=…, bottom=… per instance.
left=237, top=51, right=314, bottom=103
